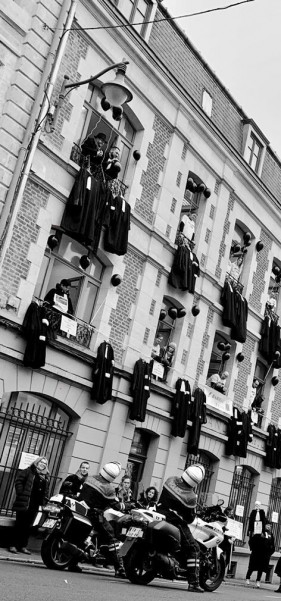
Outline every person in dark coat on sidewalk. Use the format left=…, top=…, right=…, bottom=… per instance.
left=245, top=524, right=275, bottom=588
left=9, top=456, right=49, bottom=554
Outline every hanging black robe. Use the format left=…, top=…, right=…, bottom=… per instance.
left=171, top=378, right=192, bottom=438
left=22, top=302, right=49, bottom=369
left=129, top=359, right=151, bottom=422
left=186, top=388, right=207, bottom=454
left=61, top=168, right=111, bottom=254
left=264, top=424, right=279, bottom=468
left=103, top=195, right=131, bottom=255
left=225, top=407, right=253, bottom=458
left=91, top=341, right=114, bottom=404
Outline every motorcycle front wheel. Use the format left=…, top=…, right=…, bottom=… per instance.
left=199, top=550, right=225, bottom=592
left=125, top=544, right=158, bottom=585
left=41, top=531, right=74, bottom=570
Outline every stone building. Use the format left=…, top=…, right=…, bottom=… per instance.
left=1, top=0, right=281, bottom=578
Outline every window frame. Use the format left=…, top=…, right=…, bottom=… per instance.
left=121, top=0, right=152, bottom=36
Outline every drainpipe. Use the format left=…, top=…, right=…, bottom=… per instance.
left=0, top=0, right=77, bottom=269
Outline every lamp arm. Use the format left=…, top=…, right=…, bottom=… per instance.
left=64, top=60, right=129, bottom=90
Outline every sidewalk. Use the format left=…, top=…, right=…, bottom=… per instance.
left=0, top=546, right=276, bottom=591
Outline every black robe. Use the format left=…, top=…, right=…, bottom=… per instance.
left=61, top=168, right=111, bottom=254
left=129, top=359, right=151, bottom=422
left=22, top=302, right=49, bottom=369
left=91, top=341, right=114, bottom=404
left=186, top=388, right=207, bottom=454
left=171, top=378, right=192, bottom=438
left=225, top=407, right=253, bottom=458
left=103, top=195, right=131, bottom=255
left=264, top=424, right=279, bottom=468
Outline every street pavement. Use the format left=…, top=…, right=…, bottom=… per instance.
left=0, top=546, right=276, bottom=591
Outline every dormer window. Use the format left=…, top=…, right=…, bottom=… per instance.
left=242, top=119, right=268, bottom=177
left=245, top=133, right=262, bottom=172
left=120, top=0, right=152, bottom=36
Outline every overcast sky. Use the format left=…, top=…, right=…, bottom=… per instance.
left=162, top=0, right=281, bottom=159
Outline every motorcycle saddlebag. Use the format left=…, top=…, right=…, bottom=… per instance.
left=148, top=521, right=181, bottom=554
left=60, top=509, right=92, bottom=544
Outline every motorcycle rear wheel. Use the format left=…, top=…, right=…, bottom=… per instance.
left=125, top=545, right=157, bottom=585
left=41, top=531, right=74, bottom=570
left=199, top=552, right=225, bottom=592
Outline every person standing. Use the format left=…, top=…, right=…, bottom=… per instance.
left=245, top=524, right=275, bottom=588
left=9, top=456, right=49, bottom=554
left=157, top=464, right=205, bottom=593
left=274, top=553, right=281, bottom=592
left=60, top=461, right=90, bottom=498
left=44, top=279, right=74, bottom=315
left=247, top=500, right=266, bottom=539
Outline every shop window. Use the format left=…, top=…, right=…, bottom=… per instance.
left=34, top=231, right=104, bottom=347
left=127, top=428, right=151, bottom=497
left=71, top=84, right=136, bottom=185
left=150, top=298, right=183, bottom=382
left=228, top=466, right=255, bottom=545
left=206, top=332, right=232, bottom=393
left=118, top=0, right=152, bottom=36
left=185, top=452, right=214, bottom=506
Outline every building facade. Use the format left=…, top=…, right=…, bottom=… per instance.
left=1, top=0, right=281, bottom=578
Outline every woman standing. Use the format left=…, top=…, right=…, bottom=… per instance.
left=9, top=456, right=49, bottom=554
left=245, top=524, right=275, bottom=588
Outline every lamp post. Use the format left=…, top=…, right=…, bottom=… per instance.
left=50, top=59, right=133, bottom=130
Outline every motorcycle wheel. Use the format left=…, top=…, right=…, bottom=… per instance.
left=125, top=545, right=157, bottom=585
left=41, top=531, right=74, bottom=570
left=199, top=551, right=225, bottom=592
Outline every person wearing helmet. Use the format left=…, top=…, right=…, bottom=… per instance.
left=158, top=464, right=205, bottom=593
left=77, top=461, right=126, bottom=578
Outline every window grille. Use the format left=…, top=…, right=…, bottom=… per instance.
left=268, top=478, right=281, bottom=549
left=228, top=466, right=255, bottom=545
left=185, top=452, right=213, bottom=506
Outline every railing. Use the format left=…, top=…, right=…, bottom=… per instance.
left=225, top=272, right=244, bottom=294
left=40, top=303, right=94, bottom=349
left=70, top=143, right=128, bottom=198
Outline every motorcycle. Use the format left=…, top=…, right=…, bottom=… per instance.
left=40, top=495, right=125, bottom=570
left=119, top=504, right=228, bottom=591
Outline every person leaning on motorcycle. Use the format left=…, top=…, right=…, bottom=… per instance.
left=78, top=461, right=126, bottom=578
left=158, top=464, right=205, bottom=593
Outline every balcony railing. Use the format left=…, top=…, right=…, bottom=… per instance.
left=225, top=272, right=244, bottom=294
left=70, top=143, right=128, bottom=198
left=40, top=303, right=94, bottom=349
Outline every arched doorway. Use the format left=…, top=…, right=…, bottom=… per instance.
left=0, top=392, right=72, bottom=514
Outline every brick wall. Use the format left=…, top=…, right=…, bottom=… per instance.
left=44, top=29, right=88, bottom=151
left=108, top=249, right=144, bottom=363
left=249, top=230, right=271, bottom=312
left=149, top=8, right=281, bottom=205
left=194, top=305, right=214, bottom=389
left=0, top=180, right=49, bottom=307
left=233, top=336, right=256, bottom=410
left=215, top=193, right=234, bottom=280
left=134, top=114, right=172, bottom=224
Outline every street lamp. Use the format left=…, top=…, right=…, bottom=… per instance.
left=48, top=59, right=133, bottom=130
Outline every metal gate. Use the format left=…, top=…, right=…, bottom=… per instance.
left=0, top=392, right=72, bottom=515
left=268, top=478, right=281, bottom=549
left=228, top=466, right=255, bottom=545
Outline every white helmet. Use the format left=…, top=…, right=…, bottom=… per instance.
left=182, top=464, right=205, bottom=488
left=100, top=461, right=122, bottom=482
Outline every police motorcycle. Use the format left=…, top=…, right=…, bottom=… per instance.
left=40, top=493, right=125, bottom=570
left=119, top=501, right=228, bottom=591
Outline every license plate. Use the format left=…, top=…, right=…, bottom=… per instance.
left=127, top=527, right=143, bottom=538
left=42, top=518, right=57, bottom=528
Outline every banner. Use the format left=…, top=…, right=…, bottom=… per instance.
left=204, top=385, right=233, bottom=416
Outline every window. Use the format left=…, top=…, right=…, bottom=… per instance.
left=35, top=231, right=104, bottom=325
left=202, top=90, right=213, bottom=118
left=267, top=260, right=281, bottom=315
left=245, top=133, right=263, bottom=173
left=207, top=332, right=231, bottom=381
left=228, top=466, right=255, bottom=545
left=268, top=478, right=281, bottom=550
left=127, top=428, right=151, bottom=497
left=151, top=298, right=179, bottom=382
left=72, top=85, right=136, bottom=183
left=121, top=0, right=152, bottom=36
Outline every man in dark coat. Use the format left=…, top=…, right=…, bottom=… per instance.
left=44, top=279, right=74, bottom=315
left=60, top=461, right=90, bottom=498
left=245, top=524, right=275, bottom=587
